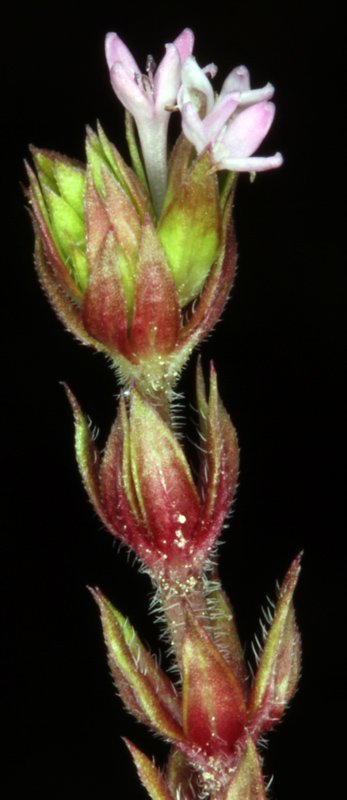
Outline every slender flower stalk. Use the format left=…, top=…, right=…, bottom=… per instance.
left=26, top=27, right=299, bottom=800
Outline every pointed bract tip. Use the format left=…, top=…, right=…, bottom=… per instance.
left=60, top=381, right=81, bottom=417
left=86, top=585, right=101, bottom=602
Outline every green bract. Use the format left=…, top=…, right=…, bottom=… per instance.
left=158, top=150, right=222, bottom=307
left=30, top=149, right=88, bottom=291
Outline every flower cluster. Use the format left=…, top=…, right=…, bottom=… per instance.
left=105, top=28, right=282, bottom=209
left=178, top=57, right=283, bottom=172
left=27, top=28, right=282, bottom=399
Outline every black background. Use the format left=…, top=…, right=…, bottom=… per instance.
left=3, top=2, right=344, bottom=797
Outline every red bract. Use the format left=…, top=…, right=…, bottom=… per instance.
left=93, top=555, right=301, bottom=797
left=66, top=363, right=238, bottom=578
left=181, top=609, right=247, bottom=755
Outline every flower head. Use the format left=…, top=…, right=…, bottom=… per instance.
left=27, top=32, right=283, bottom=403
left=27, top=126, right=238, bottom=402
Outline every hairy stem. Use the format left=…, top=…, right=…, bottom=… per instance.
left=154, top=570, right=210, bottom=674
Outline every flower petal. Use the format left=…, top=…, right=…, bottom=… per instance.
left=221, top=101, right=276, bottom=158
left=221, top=66, right=274, bottom=105
left=238, top=83, right=275, bottom=105
left=203, top=92, right=240, bottom=144
left=178, top=56, right=215, bottom=113
left=220, top=65, right=250, bottom=95
left=215, top=152, right=283, bottom=172
left=154, top=28, right=195, bottom=108
left=105, top=31, right=140, bottom=75
left=181, top=102, right=206, bottom=152
left=154, top=43, right=181, bottom=109
left=110, top=62, right=151, bottom=117
left=172, top=27, right=195, bottom=61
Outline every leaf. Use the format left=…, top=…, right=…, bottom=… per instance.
left=166, top=748, right=198, bottom=800
left=63, top=387, right=111, bottom=531
left=249, top=554, right=302, bottom=734
left=193, top=364, right=239, bottom=566
left=92, top=589, right=183, bottom=740
left=223, top=738, right=266, bottom=800
left=125, top=739, right=175, bottom=800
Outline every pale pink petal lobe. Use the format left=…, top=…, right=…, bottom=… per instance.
left=105, top=32, right=140, bottom=75
left=222, top=101, right=276, bottom=157
left=110, top=63, right=149, bottom=116
left=221, top=65, right=250, bottom=95
left=181, top=102, right=206, bottom=152
left=217, top=152, right=284, bottom=171
left=154, top=43, right=181, bottom=107
left=173, top=27, right=195, bottom=61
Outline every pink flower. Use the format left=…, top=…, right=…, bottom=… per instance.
left=105, top=29, right=194, bottom=212
left=178, top=57, right=283, bottom=173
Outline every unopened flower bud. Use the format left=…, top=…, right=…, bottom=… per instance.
left=66, top=365, right=239, bottom=578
